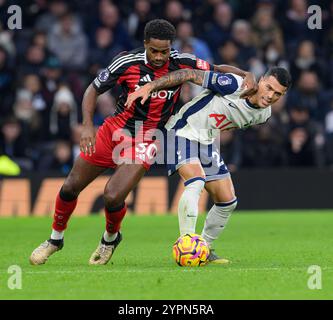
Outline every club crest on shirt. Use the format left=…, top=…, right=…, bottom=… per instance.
left=98, top=69, right=110, bottom=82
left=217, top=75, right=232, bottom=86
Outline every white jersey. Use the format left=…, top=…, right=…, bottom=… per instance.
left=165, top=72, right=271, bottom=144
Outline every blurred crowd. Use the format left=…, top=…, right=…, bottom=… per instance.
left=0, top=0, right=333, bottom=174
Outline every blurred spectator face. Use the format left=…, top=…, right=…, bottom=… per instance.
left=232, top=20, right=252, bottom=45
left=135, top=0, right=150, bottom=16
left=255, top=75, right=288, bottom=108
left=290, top=0, right=307, bottom=14
left=256, top=7, right=274, bottom=30
left=55, top=141, right=72, bottom=163
left=14, top=90, right=35, bottom=121
left=23, top=74, right=41, bottom=94
left=26, top=45, right=45, bottom=64
left=2, top=119, right=21, bottom=143
left=219, top=40, right=239, bottom=63
left=97, top=93, right=115, bottom=118
left=100, top=3, right=119, bottom=29
left=165, top=0, right=183, bottom=22
left=214, top=3, right=233, bottom=28
left=57, top=102, right=71, bottom=116
left=49, top=0, right=68, bottom=17
left=265, top=43, right=280, bottom=63
left=298, top=71, right=319, bottom=93
left=32, top=32, right=47, bottom=48
left=177, top=21, right=193, bottom=41
left=290, top=107, right=309, bottom=124
left=289, top=127, right=308, bottom=153
left=96, top=27, right=113, bottom=48
left=297, top=40, right=315, bottom=60
left=60, top=14, right=74, bottom=34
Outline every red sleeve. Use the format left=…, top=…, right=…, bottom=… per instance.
left=172, top=51, right=213, bottom=71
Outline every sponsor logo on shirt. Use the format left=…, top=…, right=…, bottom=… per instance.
left=196, top=58, right=209, bottom=70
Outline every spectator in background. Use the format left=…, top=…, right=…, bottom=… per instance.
left=0, top=116, right=28, bottom=159
left=324, top=98, right=333, bottom=167
left=241, top=124, right=288, bottom=168
left=219, top=130, right=242, bottom=172
left=0, top=46, right=15, bottom=116
left=286, top=105, right=325, bottom=167
left=38, top=140, right=73, bottom=174
left=202, top=2, right=233, bottom=61
left=40, top=56, right=62, bottom=107
left=35, top=0, right=72, bottom=33
left=89, top=27, right=126, bottom=76
left=93, top=93, right=116, bottom=126
left=13, top=89, right=42, bottom=143
left=97, top=1, right=133, bottom=52
left=49, top=86, right=78, bottom=140
left=287, top=70, right=330, bottom=121
left=290, top=40, right=327, bottom=86
left=282, top=0, right=312, bottom=51
left=261, top=41, right=289, bottom=70
left=48, top=12, right=88, bottom=71
left=127, top=0, right=156, bottom=47
left=173, top=20, right=213, bottom=63
left=19, top=44, right=46, bottom=74
left=251, top=2, right=285, bottom=59
left=215, top=39, right=241, bottom=66
left=71, top=124, right=84, bottom=160
left=231, top=20, right=258, bottom=70
left=31, top=31, right=48, bottom=50
left=164, top=0, right=189, bottom=28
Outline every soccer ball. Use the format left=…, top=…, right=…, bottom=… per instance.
left=172, top=233, right=210, bottom=267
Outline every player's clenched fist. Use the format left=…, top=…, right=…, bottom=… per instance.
left=80, top=125, right=96, bottom=156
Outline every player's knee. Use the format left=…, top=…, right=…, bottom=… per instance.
left=216, top=197, right=238, bottom=212
left=103, top=190, right=124, bottom=209
left=61, top=179, right=81, bottom=200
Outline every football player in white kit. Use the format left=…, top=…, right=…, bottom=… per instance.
left=126, top=67, right=291, bottom=263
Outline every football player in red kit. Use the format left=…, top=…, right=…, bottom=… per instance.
left=29, top=19, right=257, bottom=265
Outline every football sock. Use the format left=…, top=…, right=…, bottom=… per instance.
left=178, top=177, right=205, bottom=235
left=104, top=202, right=127, bottom=238
left=51, top=229, right=64, bottom=240
left=103, top=230, right=118, bottom=243
left=51, top=187, right=78, bottom=235
left=201, top=198, right=238, bottom=247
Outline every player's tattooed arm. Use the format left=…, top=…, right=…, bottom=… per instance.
left=150, top=69, right=206, bottom=90
left=125, top=69, right=205, bottom=107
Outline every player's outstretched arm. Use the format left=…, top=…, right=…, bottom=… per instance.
left=213, top=64, right=258, bottom=98
left=80, top=84, right=99, bottom=156
left=125, top=69, right=206, bottom=107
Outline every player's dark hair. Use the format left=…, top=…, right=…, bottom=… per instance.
left=265, top=67, right=292, bottom=89
left=144, top=19, right=176, bottom=42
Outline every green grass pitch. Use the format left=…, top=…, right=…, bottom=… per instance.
left=0, top=211, right=333, bottom=300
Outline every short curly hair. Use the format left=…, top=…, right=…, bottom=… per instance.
left=144, top=19, right=176, bottom=42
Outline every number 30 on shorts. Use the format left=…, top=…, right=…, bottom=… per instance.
left=135, top=142, right=158, bottom=161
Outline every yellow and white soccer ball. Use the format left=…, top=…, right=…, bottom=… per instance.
left=172, top=233, right=210, bottom=267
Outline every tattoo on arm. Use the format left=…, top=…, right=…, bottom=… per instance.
left=150, top=69, right=205, bottom=91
